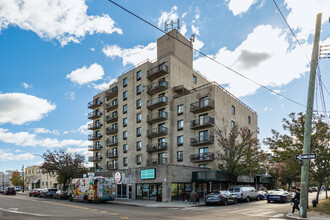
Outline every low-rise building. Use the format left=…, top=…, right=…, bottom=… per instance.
left=25, top=165, right=57, bottom=190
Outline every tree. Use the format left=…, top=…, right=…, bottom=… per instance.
left=40, top=149, right=88, bottom=190
left=215, top=124, right=265, bottom=184
left=10, top=171, right=22, bottom=186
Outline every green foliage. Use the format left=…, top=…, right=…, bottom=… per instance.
left=10, top=171, right=22, bottom=186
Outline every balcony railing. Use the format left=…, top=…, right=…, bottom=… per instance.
left=88, top=156, right=102, bottom=162
left=88, top=122, right=102, bottom=130
left=88, top=144, right=102, bottom=151
left=147, top=96, right=168, bottom=110
left=88, top=100, right=102, bottom=109
left=146, top=142, right=167, bottom=152
left=190, top=116, right=215, bottom=130
left=107, top=163, right=118, bottom=170
left=147, top=127, right=168, bottom=138
left=106, top=114, right=118, bottom=123
left=147, top=63, right=168, bottom=80
left=88, top=111, right=102, bottom=120
left=147, top=111, right=167, bottom=124
left=147, top=80, right=168, bottom=95
left=106, top=151, right=118, bottom=158
left=190, top=135, right=214, bottom=146
left=147, top=158, right=168, bottom=166
left=88, top=134, right=102, bottom=141
left=190, top=99, right=215, bottom=114
left=105, top=103, right=118, bottom=111
left=190, top=152, right=215, bottom=162
left=105, top=87, right=118, bottom=99
left=106, top=127, right=118, bottom=135
left=106, top=139, right=118, bottom=147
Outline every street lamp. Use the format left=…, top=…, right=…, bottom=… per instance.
left=21, top=164, right=24, bottom=192
left=33, top=154, right=48, bottom=188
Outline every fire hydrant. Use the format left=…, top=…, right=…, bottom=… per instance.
left=312, top=198, right=317, bottom=207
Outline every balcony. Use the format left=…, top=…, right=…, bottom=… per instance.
left=106, top=139, right=118, bottom=147
left=190, top=99, right=215, bottom=114
left=147, top=63, right=168, bottom=81
left=147, top=80, right=168, bottom=95
left=147, top=96, right=168, bottom=110
left=88, top=156, right=102, bottom=162
left=147, top=127, right=168, bottom=138
left=147, top=111, right=167, bottom=124
left=105, top=87, right=118, bottom=99
left=88, top=100, right=102, bottom=109
left=105, top=103, right=118, bottom=111
left=190, top=152, right=215, bottom=163
left=88, top=134, right=102, bottom=141
left=88, top=144, right=102, bottom=151
left=88, top=122, right=102, bottom=130
left=190, top=135, right=214, bottom=146
left=106, top=114, right=118, bottom=123
left=106, top=127, right=118, bottom=135
left=190, top=116, right=215, bottom=130
left=147, top=158, right=168, bottom=166
left=146, top=142, right=167, bottom=153
left=106, top=151, right=118, bottom=158
left=107, top=163, right=118, bottom=170
left=88, top=111, right=102, bottom=120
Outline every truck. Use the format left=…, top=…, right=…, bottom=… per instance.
left=69, top=176, right=116, bottom=203
left=228, top=186, right=259, bottom=202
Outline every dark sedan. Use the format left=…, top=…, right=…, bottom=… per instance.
left=267, top=190, right=292, bottom=203
left=205, top=191, right=238, bottom=206
left=43, top=189, right=58, bottom=198
left=4, top=187, right=16, bottom=195
left=53, top=190, right=69, bottom=199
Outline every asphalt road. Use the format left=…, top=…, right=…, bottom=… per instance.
left=0, top=192, right=327, bottom=220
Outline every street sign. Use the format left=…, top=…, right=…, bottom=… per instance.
left=295, top=154, right=317, bottom=160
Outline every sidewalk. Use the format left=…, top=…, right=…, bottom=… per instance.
left=110, top=199, right=205, bottom=208
left=286, top=211, right=330, bottom=220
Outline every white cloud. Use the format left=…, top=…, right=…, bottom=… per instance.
left=66, top=63, right=104, bottom=85
left=90, top=48, right=95, bottom=51
left=194, top=25, right=310, bottom=97
left=0, top=0, right=122, bottom=46
left=65, top=91, right=75, bottom=100
left=22, top=82, right=32, bottom=89
left=63, top=122, right=90, bottom=135
left=92, top=79, right=117, bottom=91
left=0, top=93, right=56, bottom=125
left=226, top=0, right=258, bottom=16
left=264, top=107, right=272, bottom=112
left=103, top=42, right=157, bottom=66
left=182, top=12, right=188, bottom=18
left=158, top=6, right=179, bottom=28
left=191, top=25, right=200, bottom=36
left=0, top=128, right=89, bottom=148
left=33, top=128, right=59, bottom=135
left=180, top=23, right=187, bottom=36
left=0, top=149, right=35, bottom=161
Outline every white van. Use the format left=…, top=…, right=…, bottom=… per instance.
left=228, top=186, right=259, bottom=202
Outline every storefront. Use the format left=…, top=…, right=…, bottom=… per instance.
left=136, top=183, right=162, bottom=201
left=171, top=183, right=192, bottom=201
left=116, top=184, right=132, bottom=199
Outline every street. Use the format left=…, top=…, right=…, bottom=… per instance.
left=0, top=192, right=327, bottom=220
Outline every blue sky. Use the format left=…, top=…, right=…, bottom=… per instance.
left=0, top=0, right=329, bottom=172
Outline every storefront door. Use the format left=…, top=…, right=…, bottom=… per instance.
left=117, top=184, right=128, bottom=199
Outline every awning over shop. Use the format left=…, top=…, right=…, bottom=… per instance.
left=192, top=170, right=227, bottom=182
left=31, top=179, right=40, bottom=184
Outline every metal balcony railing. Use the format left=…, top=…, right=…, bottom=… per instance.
left=190, top=99, right=215, bottom=113
left=88, top=134, right=102, bottom=141
left=88, top=122, right=102, bottom=130
left=147, top=80, right=168, bottom=95
left=190, top=116, right=215, bottom=129
left=190, top=135, right=214, bottom=146
left=106, top=127, right=118, bottom=135
left=147, top=63, right=168, bottom=80
left=105, top=102, right=118, bottom=111
left=107, top=163, right=118, bottom=170
left=106, top=114, right=118, bottom=123
left=88, top=144, right=102, bottom=151
left=105, top=87, right=118, bottom=99
left=146, top=142, right=167, bottom=152
left=147, top=158, right=168, bottom=166
left=87, top=111, right=102, bottom=120
left=106, top=139, right=118, bottom=147
left=190, top=152, right=215, bottom=162
left=147, top=127, right=168, bottom=138
left=106, top=150, right=118, bottom=158
left=147, top=111, right=167, bottom=124
left=147, top=96, right=168, bottom=110
left=88, top=100, right=102, bottom=109
left=88, top=156, right=102, bottom=162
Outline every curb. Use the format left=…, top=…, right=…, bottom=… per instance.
left=285, top=213, right=307, bottom=220
left=109, top=201, right=205, bottom=208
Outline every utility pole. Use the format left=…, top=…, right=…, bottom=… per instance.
left=22, top=165, right=24, bottom=192
left=299, top=13, right=322, bottom=218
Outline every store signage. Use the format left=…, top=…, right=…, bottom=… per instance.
left=141, top=169, right=156, bottom=180
left=115, top=172, right=122, bottom=183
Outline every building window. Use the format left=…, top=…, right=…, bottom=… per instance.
left=192, top=75, right=197, bottom=84
left=136, top=155, right=141, bottom=165
left=177, top=151, right=183, bottom=162
left=136, top=141, right=141, bottom=151
left=123, top=104, right=127, bottom=114
left=177, top=136, right=183, bottom=146
left=199, top=164, right=208, bottom=168
left=112, top=99, right=118, bottom=106
left=248, top=116, right=251, bottom=124
left=177, top=120, right=184, bottom=131
left=136, top=85, right=141, bottom=95
left=231, top=105, right=235, bottom=115
left=137, top=127, right=141, bottom=137
left=177, top=104, right=183, bottom=115
left=123, top=131, right=127, bottom=140
left=123, top=144, right=128, bottom=153
left=231, top=120, right=235, bottom=128
left=112, top=111, right=118, bottom=118
left=136, top=71, right=141, bottom=81
left=123, top=157, right=128, bottom=167
left=136, top=99, right=141, bottom=109
left=136, top=113, right=141, bottom=123
left=123, top=77, right=127, bottom=87
left=248, top=129, right=251, bottom=135
left=123, top=118, right=127, bottom=127
left=123, top=91, right=127, bottom=101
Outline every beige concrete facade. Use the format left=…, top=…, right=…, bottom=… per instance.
left=25, top=165, right=57, bottom=190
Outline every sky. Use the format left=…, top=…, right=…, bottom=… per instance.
left=0, top=0, right=329, bottom=172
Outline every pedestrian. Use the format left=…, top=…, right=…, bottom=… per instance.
left=196, top=192, right=200, bottom=204
left=290, top=188, right=300, bottom=216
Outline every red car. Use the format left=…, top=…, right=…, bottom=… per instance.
left=29, top=188, right=41, bottom=197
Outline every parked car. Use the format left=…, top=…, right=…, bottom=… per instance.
left=308, top=187, right=312, bottom=193
left=4, top=187, right=16, bottom=195
left=267, top=189, right=292, bottom=203
left=14, top=186, right=21, bottom=192
left=0, top=187, right=4, bottom=193
left=205, top=191, right=238, bottom=206
left=228, top=186, right=259, bottom=202
left=41, top=188, right=58, bottom=198
left=311, top=187, right=318, bottom=192
left=53, top=190, right=69, bottom=200
left=258, top=190, right=268, bottom=200
left=29, top=189, right=41, bottom=197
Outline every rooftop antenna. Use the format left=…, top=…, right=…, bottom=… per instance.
left=190, top=34, right=195, bottom=43
left=164, top=19, right=181, bottom=33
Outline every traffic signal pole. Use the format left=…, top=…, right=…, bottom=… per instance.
left=299, top=13, right=322, bottom=218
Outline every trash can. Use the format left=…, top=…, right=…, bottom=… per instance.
left=312, top=198, right=317, bottom=207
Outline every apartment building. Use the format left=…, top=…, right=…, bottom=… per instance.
left=25, top=165, right=57, bottom=190
left=87, top=29, right=258, bottom=202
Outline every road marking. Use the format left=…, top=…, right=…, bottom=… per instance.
left=250, top=211, right=275, bottom=216
left=0, top=208, right=51, bottom=217
left=227, top=208, right=251, bottom=213
left=100, top=210, right=108, bottom=213
left=120, top=217, right=128, bottom=219
left=272, top=214, right=285, bottom=217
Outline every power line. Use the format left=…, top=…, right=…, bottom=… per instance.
left=108, top=0, right=306, bottom=108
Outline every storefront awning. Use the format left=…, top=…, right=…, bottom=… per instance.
left=192, top=171, right=227, bottom=182
left=31, top=179, right=40, bottom=184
